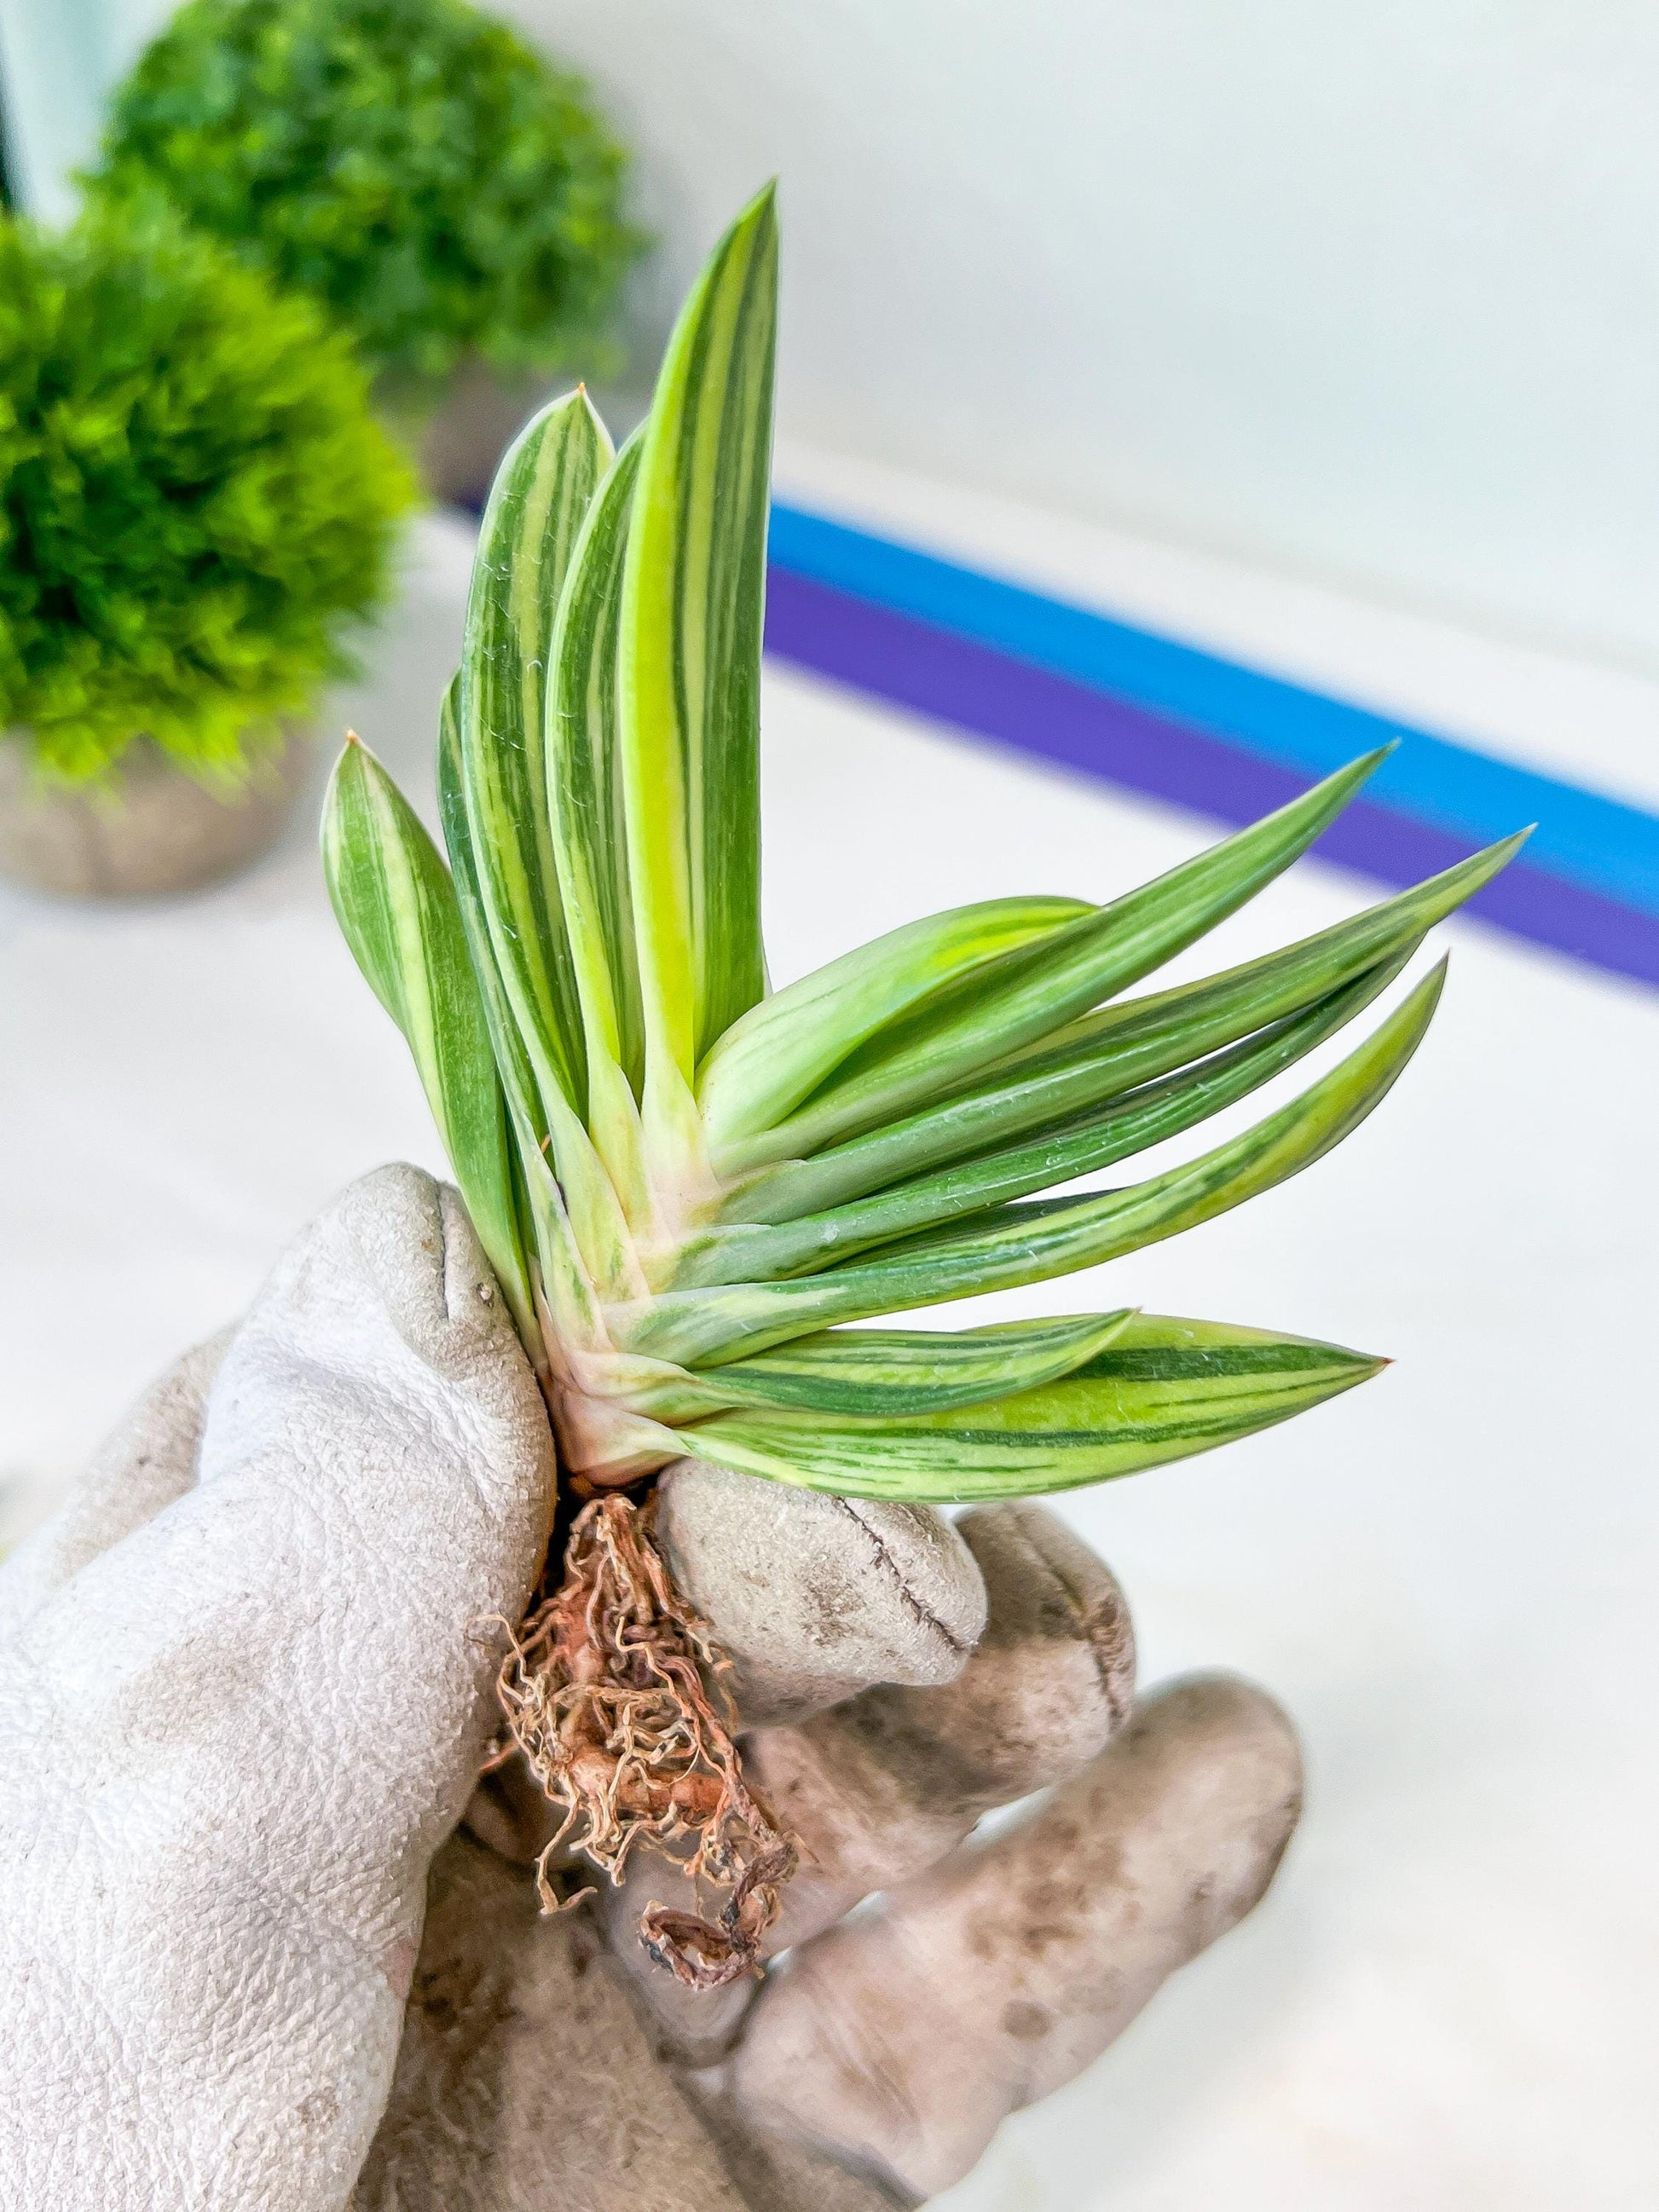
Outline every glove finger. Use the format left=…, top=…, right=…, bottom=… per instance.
left=596, top=1501, right=1135, bottom=2064
left=460, top=1470, right=991, bottom=1869
left=752, top=1499, right=1136, bottom=1941
left=656, top=1458, right=988, bottom=1727
left=0, top=1164, right=556, bottom=2209
left=0, top=1326, right=231, bottom=1641
left=351, top=1830, right=751, bottom=2212
left=524, top=1460, right=994, bottom=2059
left=726, top=1673, right=1303, bottom=2204
left=353, top=1828, right=901, bottom=2212
left=23, top=1163, right=558, bottom=1869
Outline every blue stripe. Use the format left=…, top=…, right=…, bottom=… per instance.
left=766, top=570, right=1659, bottom=990
left=769, top=504, right=1659, bottom=919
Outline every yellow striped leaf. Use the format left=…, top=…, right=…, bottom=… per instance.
left=697, top=895, right=1090, bottom=1165
left=678, top=949, right=1411, bottom=1287
left=677, top=1310, right=1134, bottom=1417
left=460, top=389, right=611, bottom=1121
left=618, top=960, right=1446, bottom=1367
left=677, top=1314, right=1383, bottom=1499
left=547, top=428, right=646, bottom=1094
left=731, top=829, right=1523, bottom=1223
left=618, top=183, right=777, bottom=1089
left=321, top=736, right=531, bottom=1335
left=731, top=749, right=1392, bottom=1169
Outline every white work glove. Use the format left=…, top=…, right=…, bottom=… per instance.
left=0, top=1167, right=1303, bottom=2212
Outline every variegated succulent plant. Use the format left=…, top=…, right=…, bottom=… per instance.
left=324, top=185, right=1522, bottom=1509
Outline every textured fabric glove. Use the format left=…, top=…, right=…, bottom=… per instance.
left=0, top=1166, right=1302, bottom=2211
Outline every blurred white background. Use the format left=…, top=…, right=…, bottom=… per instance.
left=8, top=0, right=1659, bottom=673
left=515, top=0, right=1659, bottom=673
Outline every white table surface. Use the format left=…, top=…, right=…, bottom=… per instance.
left=2, top=482, right=1655, bottom=2210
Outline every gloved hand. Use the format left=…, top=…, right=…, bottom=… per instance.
left=0, top=1167, right=1303, bottom=2212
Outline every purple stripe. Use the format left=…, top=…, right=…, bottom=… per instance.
left=765, top=567, right=1659, bottom=990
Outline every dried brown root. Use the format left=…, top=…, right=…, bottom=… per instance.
left=492, top=1492, right=796, bottom=1990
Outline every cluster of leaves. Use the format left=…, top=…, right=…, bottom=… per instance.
left=325, top=188, right=1523, bottom=1508
left=0, top=213, right=413, bottom=783
left=88, top=0, right=645, bottom=389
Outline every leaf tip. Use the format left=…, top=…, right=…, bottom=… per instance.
left=1398, top=950, right=1451, bottom=1027
left=1347, top=1340, right=1392, bottom=1372
left=734, top=176, right=781, bottom=247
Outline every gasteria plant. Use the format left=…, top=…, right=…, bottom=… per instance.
left=325, top=188, right=1523, bottom=1963
left=327, top=186, right=1523, bottom=1513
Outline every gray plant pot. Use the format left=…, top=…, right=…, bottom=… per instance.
left=0, top=728, right=315, bottom=899
left=415, top=360, right=556, bottom=511
left=409, top=362, right=652, bottom=511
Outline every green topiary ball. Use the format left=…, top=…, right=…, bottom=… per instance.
left=0, top=211, right=416, bottom=785
left=88, top=0, right=645, bottom=390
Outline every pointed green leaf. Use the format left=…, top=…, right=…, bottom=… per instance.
left=439, top=680, right=542, bottom=1151
left=461, top=389, right=611, bottom=1120
left=547, top=428, right=646, bottom=1094
left=617, top=958, right=1446, bottom=1367
left=731, top=829, right=1523, bottom=1224
left=720, top=750, right=1392, bottom=1170
left=675, top=1314, right=1384, bottom=1500
left=676, top=1310, right=1135, bottom=1417
left=619, top=184, right=778, bottom=1085
left=697, top=895, right=1090, bottom=1164
left=680, top=948, right=1412, bottom=1286
left=986, top=828, right=1528, bottom=1090
left=448, top=685, right=647, bottom=1309
left=322, top=737, right=532, bottom=1336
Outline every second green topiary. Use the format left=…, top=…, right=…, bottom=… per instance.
left=87, top=0, right=645, bottom=392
